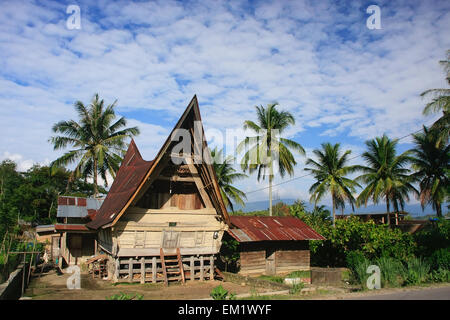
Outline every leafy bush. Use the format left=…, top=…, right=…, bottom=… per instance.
left=375, top=256, right=406, bottom=287
left=106, top=292, right=143, bottom=300
left=430, top=268, right=450, bottom=283
left=405, top=257, right=431, bottom=285
left=346, top=251, right=371, bottom=288
left=429, top=248, right=450, bottom=270
left=289, top=282, right=305, bottom=294
left=311, top=217, right=415, bottom=267
left=414, top=219, right=450, bottom=257
left=210, top=285, right=235, bottom=300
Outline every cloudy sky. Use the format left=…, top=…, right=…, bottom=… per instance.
left=0, top=0, right=449, bottom=209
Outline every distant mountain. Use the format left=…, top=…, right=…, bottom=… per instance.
left=233, top=198, right=445, bottom=217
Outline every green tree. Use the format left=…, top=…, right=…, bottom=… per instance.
left=410, top=126, right=449, bottom=217
left=238, top=103, right=305, bottom=216
left=304, top=143, right=360, bottom=226
left=356, top=135, right=417, bottom=225
left=49, top=94, right=140, bottom=196
left=421, top=50, right=449, bottom=145
left=210, top=148, right=247, bottom=212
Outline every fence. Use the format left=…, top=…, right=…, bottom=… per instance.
left=115, top=254, right=215, bottom=283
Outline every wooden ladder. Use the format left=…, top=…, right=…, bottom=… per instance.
left=160, top=248, right=185, bottom=286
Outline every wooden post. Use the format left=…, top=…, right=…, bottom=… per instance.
left=114, top=258, right=119, bottom=283
left=209, top=255, right=214, bottom=280
left=152, top=257, right=156, bottom=283
left=128, top=258, right=133, bottom=283
left=140, top=257, right=145, bottom=284
left=27, top=239, right=37, bottom=284
left=190, top=256, right=194, bottom=281
left=200, top=255, right=204, bottom=281
left=21, top=253, right=26, bottom=297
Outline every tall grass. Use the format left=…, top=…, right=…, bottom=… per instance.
left=405, top=257, right=431, bottom=285
left=375, top=256, right=406, bottom=287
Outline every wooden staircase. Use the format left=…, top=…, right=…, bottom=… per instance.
left=160, top=248, right=185, bottom=286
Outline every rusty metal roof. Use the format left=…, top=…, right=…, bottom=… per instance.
left=54, top=224, right=92, bottom=232
left=86, top=139, right=154, bottom=229
left=57, top=196, right=104, bottom=218
left=228, top=216, right=325, bottom=242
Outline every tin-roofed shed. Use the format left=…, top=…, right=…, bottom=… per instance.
left=223, top=216, right=325, bottom=276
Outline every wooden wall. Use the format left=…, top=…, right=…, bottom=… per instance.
left=238, top=241, right=310, bottom=276
left=111, top=206, right=226, bottom=256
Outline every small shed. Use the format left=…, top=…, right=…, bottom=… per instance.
left=225, top=216, right=325, bottom=276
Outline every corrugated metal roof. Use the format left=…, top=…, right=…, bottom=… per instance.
left=86, top=139, right=154, bottom=229
left=57, top=196, right=104, bottom=218
left=228, top=216, right=325, bottom=242
left=54, top=224, right=91, bottom=231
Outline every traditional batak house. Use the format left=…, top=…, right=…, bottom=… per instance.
left=226, top=216, right=325, bottom=276
left=85, top=96, right=229, bottom=284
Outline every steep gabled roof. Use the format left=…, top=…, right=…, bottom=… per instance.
left=86, top=139, right=153, bottom=229
left=87, top=95, right=229, bottom=229
left=228, top=216, right=325, bottom=242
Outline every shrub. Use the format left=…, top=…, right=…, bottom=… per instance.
left=346, top=251, right=371, bottom=288
left=210, top=285, right=236, bottom=300
left=375, top=256, right=406, bottom=287
left=429, top=248, right=450, bottom=270
left=405, top=257, right=431, bottom=285
left=106, top=292, right=143, bottom=300
left=414, top=219, right=450, bottom=257
left=430, top=268, right=450, bottom=283
left=310, top=217, right=415, bottom=267
left=289, top=282, right=305, bottom=294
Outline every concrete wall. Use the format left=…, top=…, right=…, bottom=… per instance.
left=0, top=262, right=30, bottom=300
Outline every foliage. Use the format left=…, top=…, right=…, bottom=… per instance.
left=420, top=49, right=450, bottom=145
left=405, top=257, right=431, bottom=285
left=429, top=248, right=450, bottom=270
left=0, top=160, right=103, bottom=238
left=289, top=282, right=304, bottom=294
left=106, top=292, right=143, bottom=300
left=375, top=256, right=406, bottom=287
left=258, top=275, right=284, bottom=283
left=410, top=126, right=449, bottom=217
left=310, top=216, right=415, bottom=267
left=304, top=143, right=360, bottom=226
left=210, top=285, right=236, bottom=300
left=413, top=218, right=450, bottom=257
left=238, top=103, right=305, bottom=215
left=210, top=147, right=248, bottom=212
left=49, top=93, right=140, bottom=196
left=345, top=251, right=371, bottom=289
left=218, top=236, right=240, bottom=272
left=430, top=268, right=450, bottom=283
left=355, top=135, right=417, bottom=222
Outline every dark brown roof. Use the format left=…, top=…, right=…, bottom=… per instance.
left=228, top=216, right=325, bottom=242
left=87, top=95, right=229, bottom=229
left=86, top=139, right=153, bottom=229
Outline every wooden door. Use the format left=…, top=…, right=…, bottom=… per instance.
left=265, top=248, right=276, bottom=275
left=51, top=236, right=60, bottom=261
left=69, top=234, right=82, bottom=265
left=162, top=231, right=180, bottom=249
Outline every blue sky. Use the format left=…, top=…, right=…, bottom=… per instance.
left=0, top=0, right=449, bottom=211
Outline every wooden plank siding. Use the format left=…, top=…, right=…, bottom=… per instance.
left=237, top=241, right=311, bottom=276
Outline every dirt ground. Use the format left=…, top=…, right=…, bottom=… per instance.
left=24, top=269, right=276, bottom=300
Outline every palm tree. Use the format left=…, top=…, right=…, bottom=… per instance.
left=49, top=94, right=140, bottom=196
left=304, top=143, right=360, bottom=226
left=210, top=148, right=248, bottom=212
left=356, top=135, right=417, bottom=225
left=410, top=126, right=449, bottom=217
left=421, top=50, right=450, bottom=144
left=237, top=103, right=305, bottom=216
